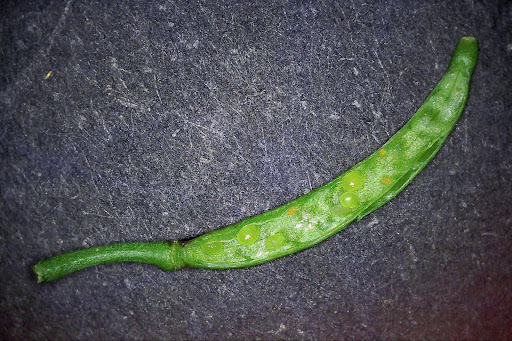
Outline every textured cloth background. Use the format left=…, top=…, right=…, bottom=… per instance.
left=1, top=1, right=511, bottom=339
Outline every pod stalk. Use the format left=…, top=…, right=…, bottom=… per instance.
left=33, top=241, right=186, bottom=282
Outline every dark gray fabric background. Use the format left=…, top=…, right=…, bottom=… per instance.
left=1, top=1, right=511, bottom=340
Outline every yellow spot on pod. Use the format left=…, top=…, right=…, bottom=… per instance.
left=200, top=241, right=224, bottom=255
left=339, top=192, right=361, bottom=208
left=287, top=206, right=298, bottom=216
left=341, top=170, right=365, bottom=192
left=378, top=149, right=387, bottom=157
left=265, top=233, right=285, bottom=251
left=380, top=177, right=393, bottom=185
left=236, top=224, right=261, bottom=246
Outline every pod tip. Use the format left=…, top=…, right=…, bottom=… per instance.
left=33, top=264, right=44, bottom=283
left=461, top=36, right=477, bottom=42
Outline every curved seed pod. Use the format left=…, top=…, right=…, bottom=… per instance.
left=33, top=37, right=478, bottom=282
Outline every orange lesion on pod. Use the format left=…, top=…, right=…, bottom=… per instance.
left=287, top=206, right=298, bottom=216
left=380, top=177, right=393, bottom=185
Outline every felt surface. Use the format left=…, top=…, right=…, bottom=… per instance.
left=1, top=1, right=511, bottom=339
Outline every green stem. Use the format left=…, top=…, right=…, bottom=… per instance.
left=33, top=241, right=186, bottom=282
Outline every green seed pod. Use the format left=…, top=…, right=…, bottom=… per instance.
left=33, top=37, right=478, bottom=282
